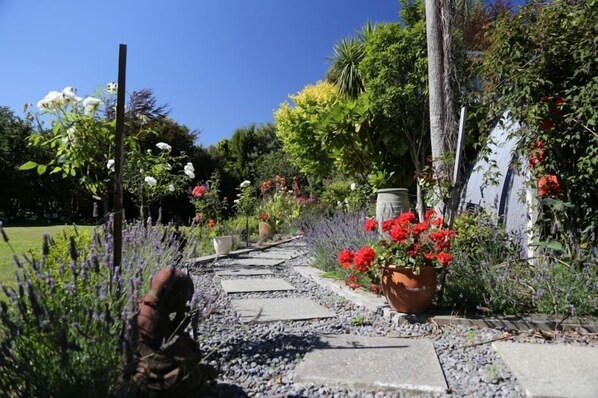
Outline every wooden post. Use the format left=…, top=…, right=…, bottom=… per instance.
left=113, top=44, right=127, bottom=271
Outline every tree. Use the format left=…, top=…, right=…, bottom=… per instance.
left=0, top=106, right=89, bottom=221
left=425, top=0, right=457, bottom=211
left=274, top=82, right=337, bottom=184
left=326, top=22, right=377, bottom=100
left=359, top=6, right=430, bottom=217
left=482, top=0, right=598, bottom=234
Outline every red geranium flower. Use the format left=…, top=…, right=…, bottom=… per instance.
left=424, top=209, right=436, bottom=221
left=345, top=274, right=360, bottom=290
left=437, top=252, right=452, bottom=267
left=338, top=249, right=354, bottom=270
left=354, top=246, right=375, bottom=273
left=364, top=218, right=378, bottom=232
left=406, top=244, right=420, bottom=258
left=381, top=219, right=394, bottom=233
left=411, top=222, right=430, bottom=235
left=389, top=226, right=408, bottom=243
left=192, top=185, right=208, bottom=198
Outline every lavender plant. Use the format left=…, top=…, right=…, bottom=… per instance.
left=443, top=210, right=534, bottom=315
left=303, top=211, right=375, bottom=273
left=0, top=219, right=212, bottom=397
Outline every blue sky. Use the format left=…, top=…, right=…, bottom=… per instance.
left=0, top=0, right=401, bottom=147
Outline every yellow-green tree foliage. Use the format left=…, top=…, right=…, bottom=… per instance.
left=274, top=81, right=338, bottom=180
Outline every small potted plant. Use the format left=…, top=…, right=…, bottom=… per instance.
left=208, top=218, right=233, bottom=255
left=338, top=210, right=456, bottom=313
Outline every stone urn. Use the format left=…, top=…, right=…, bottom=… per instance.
left=212, top=235, right=233, bottom=255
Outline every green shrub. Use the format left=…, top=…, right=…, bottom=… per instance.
left=444, top=210, right=533, bottom=315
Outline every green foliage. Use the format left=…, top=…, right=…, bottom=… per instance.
left=444, top=210, right=533, bottom=315
left=274, top=81, right=337, bottom=181
left=482, top=0, right=598, bottom=234
left=446, top=208, right=598, bottom=317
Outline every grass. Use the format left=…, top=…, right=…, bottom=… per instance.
left=0, top=225, right=94, bottom=287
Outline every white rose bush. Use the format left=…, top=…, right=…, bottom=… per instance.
left=21, top=83, right=195, bottom=219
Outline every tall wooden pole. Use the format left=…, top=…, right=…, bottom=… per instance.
left=113, top=44, right=127, bottom=271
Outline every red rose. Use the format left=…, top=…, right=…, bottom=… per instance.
left=338, top=249, right=354, bottom=270
left=437, top=252, right=452, bottom=267
left=364, top=218, right=378, bottom=232
left=259, top=213, right=269, bottom=221
left=192, top=185, right=208, bottom=198
left=354, top=246, right=375, bottom=273
left=538, top=175, right=562, bottom=197
left=539, top=119, right=555, bottom=131
left=208, top=219, right=216, bottom=228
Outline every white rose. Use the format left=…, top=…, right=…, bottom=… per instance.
left=107, top=82, right=118, bottom=94
left=240, top=180, right=251, bottom=188
left=168, top=183, right=175, bottom=192
left=82, top=97, right=102, bottom=116
left=350, top=182, right=356, bottom=191
left=156, top=142, right=172, bottom=152
left=61, top=86, right=82, bottom=105
left=106, top=159, right=115, bottom=171
left=184, top=169, right=195, bottom=179
left=184, top=162, right=194, bottom=172
left=37, top=90, right=63, bottom=111
left=144, top=176, right=157, bottom=187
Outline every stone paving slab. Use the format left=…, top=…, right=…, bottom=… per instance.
left=215, top=268, right=274, bottom=277
left=295, top=334, right=447, bottom=393
left=294, top=266, right=387, bottom=312
left=246, top=250, right=302, bottom=260
left=230, top=297, right=336, bottom=322
left=229, top=258, right=285, bottom=267
left=493, top=342, right=598, bottom=398
left=221, top=278, right=295, bottom=293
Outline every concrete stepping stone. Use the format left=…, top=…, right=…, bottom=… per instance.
left=221, top=278, right=295, bottom=293
left=493, top=342, right=598, bottom=398
left=247, top=250, right=300, bottom=260
left=294, top=334, right=447, bottom=394
left=229, top=258, right=285, bottom=267
left=230, top=297, right=336, bottom=322
left=215, top=268, right=274, bottom=277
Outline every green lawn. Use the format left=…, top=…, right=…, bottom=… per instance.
left=0, top=225, right=94, bottom=286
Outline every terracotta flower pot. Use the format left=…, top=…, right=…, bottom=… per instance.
left=258, top=221, right=272, bottom=239
left=381, top=266, right=437, bottom=313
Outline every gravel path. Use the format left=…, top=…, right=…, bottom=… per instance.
left=192, top=242, right=597, bottom=398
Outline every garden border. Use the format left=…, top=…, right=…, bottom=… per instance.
left=296, top=266, right=598, bottom=334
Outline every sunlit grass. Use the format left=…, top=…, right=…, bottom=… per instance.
left=0, top=225, right=94, bottom=287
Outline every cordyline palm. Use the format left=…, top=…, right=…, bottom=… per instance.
left=327, top=22, right=377, bottom=99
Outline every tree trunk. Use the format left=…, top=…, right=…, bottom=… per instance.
left=425, top=0, right=456, bottom=213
